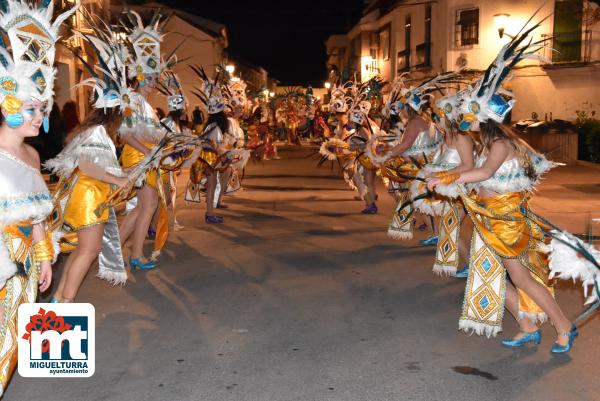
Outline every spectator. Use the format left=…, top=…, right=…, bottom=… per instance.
left=62, top=100, right=79, bottom=134
left=46, top=104, right=67, bottom=160
left=192, top=106, right=204, bottom=133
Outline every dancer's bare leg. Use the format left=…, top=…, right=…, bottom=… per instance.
left=217, top=167, right=232, bottom=205
left=363, top=169, right=376, bottom=205
left=206, top=170, right=217, bottom=216
left=503, top=258, right=572, bottom=346
left=119, top=203, right=140, bottom=246
left=504, top=280, right=540, bottom=339
left=53, top=224, right=104, bottom=302
left=130, top=184, right=159, bottom=260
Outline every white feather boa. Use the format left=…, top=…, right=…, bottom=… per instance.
left=0, top=234, right=18, bottom=290
left=44, top=126, right=122, bottom=178
left=319, top=138, right=350, bottom=161
left=547, top=230, right=600, bottom=305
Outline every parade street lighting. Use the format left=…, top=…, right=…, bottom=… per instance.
left=324, top=82, right=331, bottom=90
left=225, top=64, right=235, bottom=74
left=493, top=13, right=510, bottom=38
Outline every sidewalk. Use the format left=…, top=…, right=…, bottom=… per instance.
left=531, top=164, right=600, bottom=236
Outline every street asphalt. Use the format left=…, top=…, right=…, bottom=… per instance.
left=6, top=145, right=600, bottom=401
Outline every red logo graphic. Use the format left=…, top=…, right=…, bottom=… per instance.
left=21, top=308, right=72, bottom=352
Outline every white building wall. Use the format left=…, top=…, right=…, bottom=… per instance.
left=145, top=15, right=225, bottom=115
left=510, top=65, right=600, bottom=120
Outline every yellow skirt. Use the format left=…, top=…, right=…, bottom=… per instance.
left=188, top=149, right=220, bottom=186
left=463, top=192, right=549, bottom=282
left=380, top=157, right=420, bottom=184
left=358, top=154, right=376, bottom=171
left=461, top=191, right=553, bottom=323
left=120, top=142, right=160, bottom=189
left=60, top=172, right=113, bottom=253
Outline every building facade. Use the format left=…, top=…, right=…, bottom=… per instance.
left=326, top=0, right=600, bottom=121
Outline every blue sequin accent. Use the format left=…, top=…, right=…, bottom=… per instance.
left=0, top=193, right=52, bottom=210
left=479, top=295, right=490, bottom=310
left=488, top=94, right=511, bottom=119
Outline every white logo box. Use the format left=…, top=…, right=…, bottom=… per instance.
left=18, top=303, right=95, bottom=378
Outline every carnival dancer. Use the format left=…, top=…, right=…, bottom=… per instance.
left=405, top=87, right=475, bottom=277
left=383, top=75, right=443, bottom=240
left=223, top=76, right=250, bottom=195
left=46, top=17, right=132, bottom=301
left=319, top=82, right=366, bottom=200
left=186, top=67, right=247, bottom=223
left=428, top=15, right=577, bottom=353
left=0, top=0, right=78, bottom=392
left=160, top=71, right=188, bottom=231
left=346, top=80, right=383, bottom=214
left=117, top=10, right=174, bottom=269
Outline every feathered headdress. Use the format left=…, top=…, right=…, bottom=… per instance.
left=456, top=7, right=552, bottom=131
left=122, top=9, right=176, bottom=85
left=71, top=8, right=134, bottom=115
left=346, top=77, right=385, bottom=125
left=190, top=65, right=228, bottom=114
left=387, top=72, right=464, bottom=116
left=157, top=70, right=186, bottom=112
left=328, top=81, right=350, bottom=113
left=0, top=0, right=79, bottom=124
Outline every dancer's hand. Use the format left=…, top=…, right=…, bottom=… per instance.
left=38, top=261, right=52, bottom=292
left=113, top=176, right=130, bottom=188
left=427, top=177, right=440, bottom=191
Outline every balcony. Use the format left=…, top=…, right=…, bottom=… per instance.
left=540, top=30, right=594, bottom=67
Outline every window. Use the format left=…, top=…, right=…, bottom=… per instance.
left=405, top=15, right=411, bottom=67
left=379, top=24, right=391, bottom=61
left=397, top=50, right=409, bottom=72
left=552, top=0, right=583, bottom=62
left=416, top=5, right=432, bottom=68
left=457, top=8, right=479, bottom=46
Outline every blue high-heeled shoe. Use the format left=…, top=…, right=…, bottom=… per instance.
left=551, top=324, right=578, bottom=354
left=419, top=235, right=439, bottom=246
left=501, top=330, right=542, bottom=347
left=455, top=265, right=469, bottom=278
left=129, top=257, right=156, bottom=271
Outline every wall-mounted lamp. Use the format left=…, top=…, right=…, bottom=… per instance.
left=269, top=91, right=275, bottom=97
left=225, top=64, right=235, bottom=74
left=493, top=13, right=510, bottom=38
left=324, top=82, right=331, bottom=90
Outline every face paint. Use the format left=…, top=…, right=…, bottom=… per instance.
left=22, top=107, right=36, bottom=117
left=6, top=112, right=24, bottom=128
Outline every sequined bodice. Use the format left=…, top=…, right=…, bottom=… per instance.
left=403, top=128, right=443, bottom=157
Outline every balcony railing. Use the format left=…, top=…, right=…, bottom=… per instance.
left=540, top=30, right=593, bottom=65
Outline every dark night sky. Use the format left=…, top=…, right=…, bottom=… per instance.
left=158, top=0, right=365, bottom=86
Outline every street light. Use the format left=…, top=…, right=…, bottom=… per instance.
left=225, top=64, right=235, bottom=74
left=324, top=82, right=331, bottom=90
left=493, top=13, right=510, bottom=38
left=269, top=91, right=275, bottom=97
